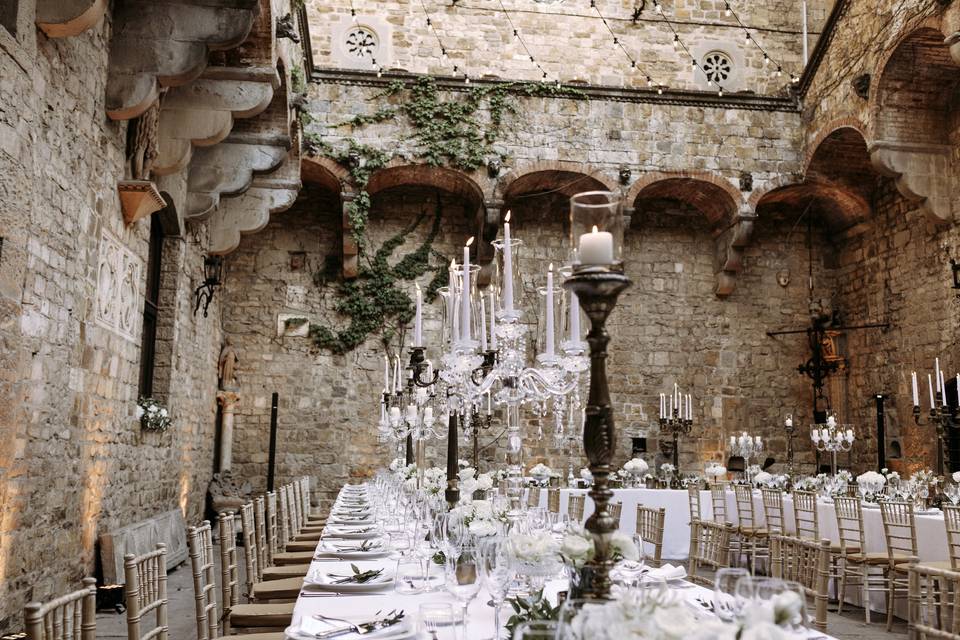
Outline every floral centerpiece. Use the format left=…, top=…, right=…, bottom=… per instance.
left=856, top=470, right=886, bottom=502
left=449, top=499, right=507, bottom=539
left=579, top=468, right=593, bottom=487
left=529, top=463, right=553, bottom=486
left=137, top=397, right=171, bottom=431
left=458, top=467, right=494, bottom=501
left=659, top=463, right=676, bottom=486
left=622, top=458, right=650, bottom=487
left=704, top=463, right=727, bottom=484
left=559, top=523, right=640, bottom=598
left=509, top=530, right=561, bottom=592
left=793, top=476, right=819, bottom=492
left=404, top=466, right=445, bottom=495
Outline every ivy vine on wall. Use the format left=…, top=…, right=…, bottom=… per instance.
left=300, top=75, right=586, bottom=354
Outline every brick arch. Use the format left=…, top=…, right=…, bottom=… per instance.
left=495, top=160, right=616, bottom=201
left=301, top=156, right=352, bottom=194
left=627, top=171, right=743, bottom=227
left=803, top=119, right=868, bottom=174
left=366, top=164, right=484, bottom=207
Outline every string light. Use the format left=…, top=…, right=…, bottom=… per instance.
left=495, top=0, right=552, bottom=83
left=723, top=0, right=799, bottom=83
left=589, top=0, right=659, bottom=91
left=416, top=0, right=466, bottom=78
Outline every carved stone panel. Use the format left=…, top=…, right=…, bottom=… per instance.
left=96, top=232, right=143, bottom=342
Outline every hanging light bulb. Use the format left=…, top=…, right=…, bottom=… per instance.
left=647, top=76, right=653, bottom=87
left=724, top=2, right=731, bottom=16
left=707, top=78, right=713, bottom=87
left=763, top=54, right=770, bottom=65
left=718, top=87, right=724, bottom=97
left=376, top=68, right=383, bottom=78
left=657, top=86, right=663, bottom=95
left=673, top=34, right=680, bottom=49
left=464, top=74, right=470, bottom=84
left=351, top=8, right=359, bottom=25
left=776, top=66, right=782, bottom=77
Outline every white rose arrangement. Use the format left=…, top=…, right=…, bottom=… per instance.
left=509, top=530, right=561, bottom=566
left=835, top=470, right=853, bottom=484
left=911, top=469, right=936, bottom=486
left=449, top=499, right=507, bottom=538
left=559, top=524, right=639, bottom=568
left=623, top=458, right=649, bottom=476
left=137, top=397, right=172, bottom=432
left=705, top=463, right=727, bottom=478
left=952, top=471, right=960, bottom=484
left=529, top=463, right=552, bottom=478
left=659, top=463, right=676, bottom=476
left=793, top=476, right=818, bottom=492
left=458, top=467, right=494, bottom=500
left=388, top=458, right=404, bottom=473
left=752, top=471, right=773, bottom=487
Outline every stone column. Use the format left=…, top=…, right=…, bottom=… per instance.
left=217, top=391, right=241, bottom=471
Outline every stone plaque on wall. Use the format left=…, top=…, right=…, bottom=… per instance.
left=95, top=231, right=142, bottom=342
left=285, top=284, right=307, bottom=309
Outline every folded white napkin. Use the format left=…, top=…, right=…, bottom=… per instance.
left=646, top=564, right=687, bottom=581
left=291, top=615, right=411, bottom=640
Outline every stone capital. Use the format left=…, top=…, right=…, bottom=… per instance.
left=217, top=390, right=241, bottom=409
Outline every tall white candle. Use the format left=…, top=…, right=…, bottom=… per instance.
left=414, top=284, right=423, bottom=347
left=942, top=370, right=948, bottom=407
left=480, top=294, right=488, bottom=351
left=686, top=394, right=691, bottom=420
left=579, top=225, right=614, bottom=265
left=569, top=291, right=581, bottom=345
left=461, top=238, right=474, bottom=342
left=936, top=358, right=942, bottom=392
left=956, top=373, right=959, bottom=406
left=502, top=212, right=514, bottom=313
left=394, top=356, right=401, bottom=393
left=448, top=260, right=458, bottom=344
left=489, top=289, right=497, bottom=350
left=912, top=371, right=919, bottom=407
left=383, top=354, right=390, bottom=393
left=660, top=393, right=665, bottom=419
left=669, top=395, right=673, bottom=417
left=929, top=373, right=936, bottom=409
left=545, top=264, right=555, bottom=358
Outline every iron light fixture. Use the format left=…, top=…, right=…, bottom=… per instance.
left=951, top=257, right=960, bottom=298
left=193, top=255, right=223, bottom=317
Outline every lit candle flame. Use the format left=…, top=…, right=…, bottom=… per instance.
left=592, top=225, right=599, bottom=233
left=505, top=210, right=511, bottom=222
left=466, top=236, right=475, bottom=247
left=548, top=263, right=553, bottom=272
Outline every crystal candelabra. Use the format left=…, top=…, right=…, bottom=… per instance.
left=729, top=432, right=764, bottom=482
left=658, top=384, right=694, bottom=469
left=783, top=414, right=797, bottom=477
left=910, top=365, right=959, bottom=476
left=810, top=415, right=854, bottom=476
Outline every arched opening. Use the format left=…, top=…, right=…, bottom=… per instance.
left=631, top=177, right=741, bottom=230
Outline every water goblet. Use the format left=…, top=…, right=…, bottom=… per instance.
left=480, top=538, right=514, bottom=640
left=713, top=567, right=751, bottom=622
left=445, top=546, right=482, bottom=629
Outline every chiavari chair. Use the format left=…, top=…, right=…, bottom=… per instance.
left=123, top=544, right=168, bottom=640
left=760, top=487, right=785, bottom=536
left=687, top=486, right=702, bottom=559
left=609, top=501, right=623, bottom=528
left=793, top=490, right=820, bottom=540
left=909, top=563, right=960, bottom=639
left=568, top=494, right=586, bottom=523
left=710, top=483, right=728, bottom=524
left=880, top=500, right=920, bottom=631
left=733, top=484, right=769, bottom=574
left=216, top=513, right=295, bottom=631
left=260, top=494, right=311, bottom=579
left=238, top=504, right=303, bottom=602
left=834, top=495, right=886, bottom=623
left=770, top=535, right=831, bottom=632
left=526, top=486, right=542, bottom=509
left=688, top=519, right=734, bottom=587
left=635, top=505, right=666, bottom=567
left=23, top=578, right=96, bottom=640
left=547, top=488, right=560, bottom=514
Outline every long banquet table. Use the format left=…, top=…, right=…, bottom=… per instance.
left=286, top=483, right=841, bottom=639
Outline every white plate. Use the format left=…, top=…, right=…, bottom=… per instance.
left=325, top=527, right=380, bottom=539
left=285, top=617, right=414, bottom=640
left=315, top=549, right=393, bottom=561
left=304, top=568, right=393, bottom=592
left=330, top=517, right=375, bottom=526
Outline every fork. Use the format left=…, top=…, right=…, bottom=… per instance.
left=312, top=611, right=382, bottom=635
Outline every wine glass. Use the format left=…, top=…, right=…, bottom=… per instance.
left=512, top=621, right=558, bottom=640
left=527, top=507, right=548, bottom=532
left=418, top=603, right=458, bottom=640
left=713, top=567, right=751, bottom=622
left=614, top=533, right=647, bottom=588
left=445, top=546, right=482, bottom=629
left=750, top=578, right=808, bottom=630
left=480, top=538, right=514, bottom=639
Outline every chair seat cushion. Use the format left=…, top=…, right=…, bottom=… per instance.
left=285, top=541, right=319, bottom=552
left=251, top=576, right=303, bottom=601
left=214, top=632, right=286, bottom=640
left=915, top=560, right=956, bottom=572
left=292, top=531, right=324, bottom=542
left=848, top=552, right=912, bottom=565
left=740, top=527, right=768, bottom=537
left=230, top=602, right=295, bottom=629
left=831, top=543, right=860, bottom=554
left=261, top=564, right=311, bottom=580
left=272, top=551, right=316, bottom=565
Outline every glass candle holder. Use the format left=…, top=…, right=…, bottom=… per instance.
left=490, top=237, right=524, bottom=323
left=535, top=280, right=565, bottom=366
left=569, top=191, right=624, bottom=271
left=449, top=262, right=482, bottom=353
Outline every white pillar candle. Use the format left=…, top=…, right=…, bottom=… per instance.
left=502, top=212, right=514, bottom=313
left=545, top=264, right=555, bottom=358
left=461, top=238, right=474, bottom=342
left=579, top=225, right=614, bottom=265
left=406, top=404, right=417, bottom=421
left=811, top=431, right=820, bottom=443
left=448, top=260, right=458, bottom=344
left=846, top=428, right=853, bottom=440
left=956, top=374, right=959, bottom=406
left=489, top=289, right=497, bottom=350
left=941, top=370, right=948, bottom=407
left=389, top=406, right=401, bottom=423
left=826, top=415, right=836, bottom=428
left=669, top=394, right=673, bottom=417
left=424, top=407, right=433, bottom=422
left=754, top=435, right=761, bottom=445
left=660, top=393, right=664, bottom=419
left=383, top=354, right=390, bottom=393
left=930, top=373, right=936, bottom=409
left=730, top=435, right=736, bottom=447
left=686, top=394, right=691, bottom=421
left=394, top=356, right=401, bottom=393
left=479, top=294, right=488, bottom=351
left=936, top=358, right=942, bottom=392
left=414, top=283, right=422, bottom=347
left=912, top=371, right=919, bottom=407
left=569, top=291, right=581, bottom=345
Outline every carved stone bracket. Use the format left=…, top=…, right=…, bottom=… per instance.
left=185, top=138, right=288, bottom=218
left=36, top=0, right=107, bottom=38
left=946, top=32, right=960, bottom=66
left=106, top=0, right=260, bottom=121
left=714, top=212, right=757, bottom=298
left=869, top=140, right=954, bottom=225
left=477, top=199, right=501, bottom=289
left=117, top=180, right=166, bottom=226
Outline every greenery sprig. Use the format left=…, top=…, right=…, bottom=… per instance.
left=505, top=590, right=562, bottom=638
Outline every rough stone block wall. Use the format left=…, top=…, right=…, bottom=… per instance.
left=0, top=12, right=222, bottom=631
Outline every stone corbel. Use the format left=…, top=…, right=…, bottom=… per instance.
left=185, top=137, right=288, bottom=218
left=714, top=212, right=757, bottom=298
left=342, top=192, right=359, bottom=279
left=946, top=32, right=960, bottom=67
left=36, top=0, right=107, bottom=38
left=106, top=0, right=260, bottom=121
left=477, top=199, right=502, bottom=289
left=869, top=140, right=954, bottom=225
left=154, top=73, right=276, bottom=176
left=117, top=180, right=167, bottom=226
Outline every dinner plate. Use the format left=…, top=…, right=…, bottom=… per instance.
left=324, top=526, right=380, bottom=539
left=304, top=567, right=394, bottom=592
left=285, top=617, right=414, bottom=640
left=329, top=516, right=375, bottom=526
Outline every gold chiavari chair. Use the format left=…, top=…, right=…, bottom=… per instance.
left=710, top=483, right=728, bottom=524
left=23, top=578, right=96, bottom=640
left=760, top=487, right=785, bottom=536
left=793, top=490, right=820, bottom=540
left=568, top=494, right=586, bottom=523
left=880, top=500, right=920, bottom=631
left=688, top=519, right=734, bottom=587
left=834, top=495, right=886, bottom=623
left=609, top=501, right=623, bottom=528
left=770, top=535, right=831, bottom=632
left=253, top=497, right=270, bottom=570
left=909, top=563, right=960, bottom=639
left=269, top=486, right=318, bottom=565
left=547, top=488, right=561, bottom=514
left=527, top=486, right=542, bottom=509
left=217, top=513, right=295, bottom=632
left=123, top=544, right=168, bottom=640
left=687, top=486, right=702, bottom=559
left=635, top=506, right=666, bottom=567
left=733, top=484, right=769, bottom=574
left=238, top=504, right=303, bottom=602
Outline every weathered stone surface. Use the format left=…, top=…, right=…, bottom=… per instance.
left=98, top=509, right=188, bottom=584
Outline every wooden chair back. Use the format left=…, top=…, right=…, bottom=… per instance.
left=266, top=491, right=280, bottom=554
left=944, top=505, right=960, bottom=570
left=770, top=535, right=830, bottom=632
left=239, top=502, right=261, bottom=596
left=609, top=501, right=623, bottom=528
left=687, top=486, right=702, bottom=523
left=733, top=484, right=757, bottom=530
left=635, top=505, right=666, bottom=567
left=793, top=490, right=819, bottom=539
left=908, top=563, right=960, bottom=638
left=300, top=476, right=312, bottom=517
left=187, top=522, right=220, bottom=640
left=761, top=488, right=785, bottom=535
left=23, top=578, right=96, bottom=640
left=217, top=512, right=241, bottom=609
left=689, top=519, right=733, bottom=586
left=254, top=496, right=270, bottom=568
left=277, top=486, right=291, bottom=546
left=568, top=494, right=586, bottom=522
left=710, top=483, right=728, bottom=524
left=526, top=486, right=541, bottom=509
left=290, top=483, right=304, bottom=532
left=833, top=496, right=866, bottom=554
left=123, top=544, right=169, bottom=640
left=879, top=500, right=918, bottom=560
left=547, top=488, right=560, bottom=514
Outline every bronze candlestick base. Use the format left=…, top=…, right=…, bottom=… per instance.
left=563, top=268, right=632, bottom=599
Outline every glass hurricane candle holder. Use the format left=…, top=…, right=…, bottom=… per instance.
left=490, top=236, right=524, bottom=323
left=569, top=191, right=624, bottom=272
left=449, top=262, right=482, bottom=353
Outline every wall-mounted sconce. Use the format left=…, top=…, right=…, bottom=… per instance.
left=193, top=255, right=223, bottom=317
left=951, top=256, right=960, bottom=300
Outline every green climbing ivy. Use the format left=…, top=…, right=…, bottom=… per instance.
left=304, top=76, right=588, bottom=354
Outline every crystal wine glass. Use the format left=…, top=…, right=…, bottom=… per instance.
left=713, top=567, right=751, bottom=622
left=480, top=538, right=514, bottom=640
left=445, top=545, right=482, bottom=629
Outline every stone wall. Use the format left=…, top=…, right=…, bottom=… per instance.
left=308, top=0, right=834, bottom=94
left=0, top=10, right=222, bottom=630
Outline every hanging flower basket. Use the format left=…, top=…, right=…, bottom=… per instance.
left=137, top=397, right=171, bottom=432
